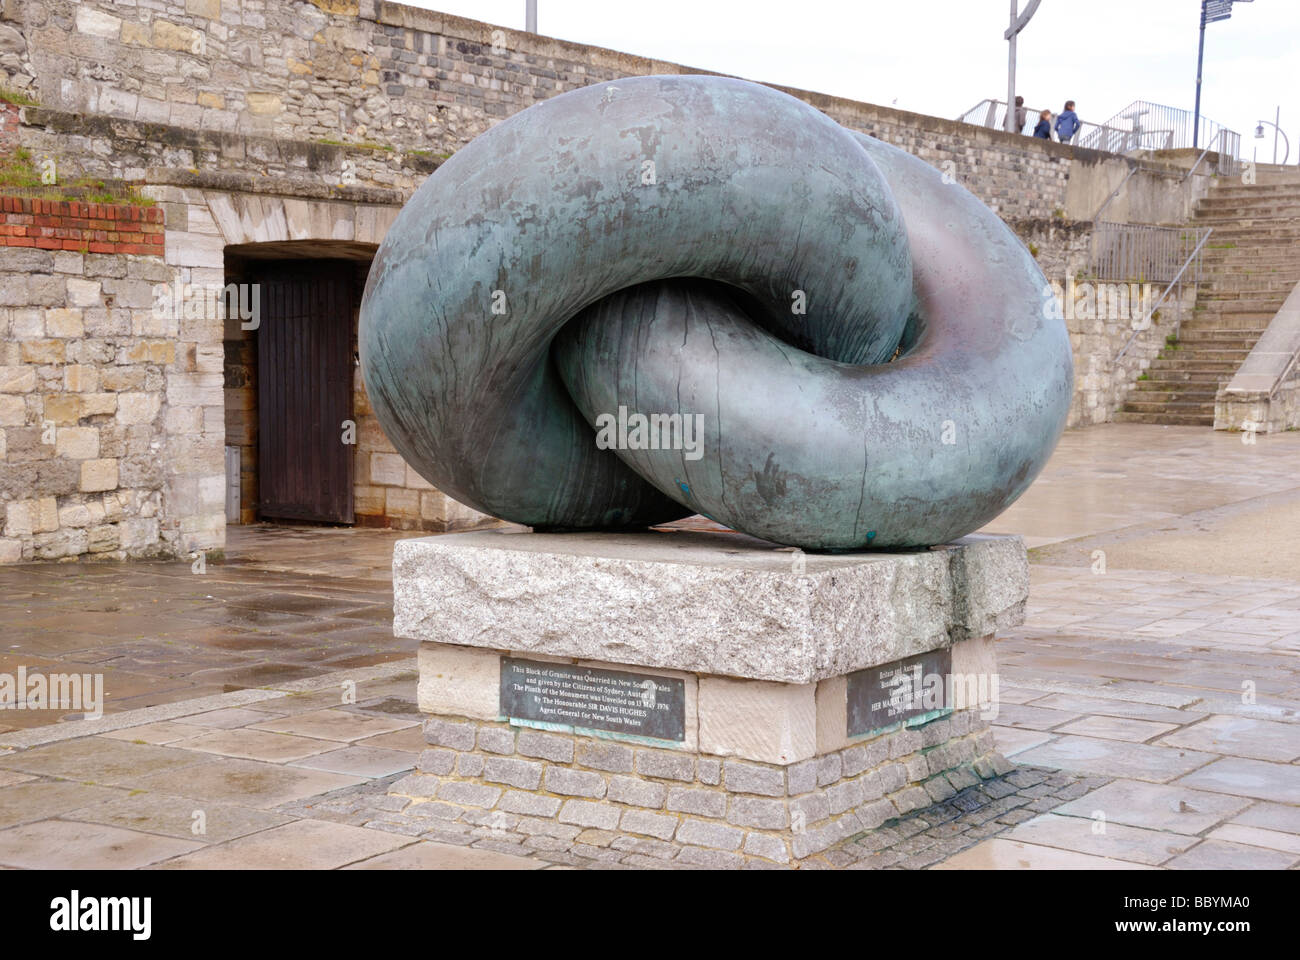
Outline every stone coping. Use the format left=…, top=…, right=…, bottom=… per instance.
left=393, top=530, right=1028, bottom=684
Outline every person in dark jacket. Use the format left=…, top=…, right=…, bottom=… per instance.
left=1033, top=109, right=1052, bottom=139
left=1055, top=101, right=1080, bottom=143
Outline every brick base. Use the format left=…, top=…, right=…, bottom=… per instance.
left=390, top=708, right=1008, bottom=868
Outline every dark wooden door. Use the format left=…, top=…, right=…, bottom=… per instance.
left=255, top=261, right=355, bottom=524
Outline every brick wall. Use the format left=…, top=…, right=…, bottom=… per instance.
left=0, top=196, right=164, bottom=255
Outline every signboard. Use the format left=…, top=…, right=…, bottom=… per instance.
left=500, top=657, right=686, bottom=742
left=847, top=648, right=953, bottom=738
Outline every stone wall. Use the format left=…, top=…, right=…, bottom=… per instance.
left=1012, top=218, right=1193, bottom=427
left=1, top=0, right=1093, bottom=219
left=0, top=239, right=222, bottom=562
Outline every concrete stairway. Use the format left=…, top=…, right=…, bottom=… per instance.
left=1117, top=176, right=1300, bottom=426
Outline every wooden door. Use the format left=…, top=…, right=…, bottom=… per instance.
left=255, top=261, right=355, bottom=523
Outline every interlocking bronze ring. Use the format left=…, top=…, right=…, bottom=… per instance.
left=360, top=75, right=1072, bottom=549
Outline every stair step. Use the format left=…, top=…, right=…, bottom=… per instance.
left=1112, top=411, right=1215, bottom=426
left=1130, top=388, right=1219, bottom=402
left=1121, top=400, right=1216, bottom=415
left=1178, top=328, right=1269, bottom=340
left=1144, top=361, right=1239, bottom=373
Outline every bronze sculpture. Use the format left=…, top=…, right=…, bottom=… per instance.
left=360, top=75, right=1072, bottom=549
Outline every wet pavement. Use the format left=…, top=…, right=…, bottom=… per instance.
left=0, top=422, right=1297, bottom=868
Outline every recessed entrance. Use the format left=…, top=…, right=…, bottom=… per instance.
left=252, top=260, right=356, bottom=524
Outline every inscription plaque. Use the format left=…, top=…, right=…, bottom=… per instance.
left=500, top=657, right=686, bottom=742
left=847, top=648, right=953, bottom=738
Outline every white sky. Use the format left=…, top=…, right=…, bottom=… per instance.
left=404, top=0, right=1300, bottom=162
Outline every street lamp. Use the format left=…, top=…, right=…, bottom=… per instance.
left=1004, top=0, right=1042, bottom=134
left=1194, top=0, right=1253, bottom=149
left=526, top=0, right=537, bottom=33
left=1255, top=113, right=1291, bottom=166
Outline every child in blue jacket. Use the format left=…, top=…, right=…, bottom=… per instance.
left=1055, top=101, right=1080, bottom=143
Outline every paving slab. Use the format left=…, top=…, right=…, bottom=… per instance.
left=1175, top=757, right=1300, bottom=804
left=343, top=839, right=545, bottom=870
left=988, top=703, right=1080, bottom=731
left=1228, top=801, right=1300, bottom=835
left=1164, top=839, right=1299, bottom=870
left=132, top=757, right=365, bottom=810
left=71, top=792, right=294, bottom=844
left=0, top=819, right=203, bottom=869
left=1053, top=779, right=1252, bottom=835
left=991, top=726, right=1054, bottom=757
left=289, top=746, right=417, bottom=779
left=99, top=721, right=210, bottom=745
left=1159, top=715, right=1300, bottom=762
left=1013, top=735, right=1217, bottom=783
left=1006, top=812, right=1199, bottom=866
left=175, top=728, right=341, bottom=764
left=180, top=706, right=287, bottom=729
left=0, top=780, right=125, bottom=830
left=355, top=727, right=425, bottom=753
left=931, top=837, right=1158, bottom=870
left=1023, top=693, right=1204, bottom=725
left=1207, top=823, right=1300, bottom=855
left=248, top=708, right=416, bottom=743
left=1054, top=715, right=1180, bottom=743
left=0, top=737, right=211, bottom=788
left=152, top=818, right=412, bottom=869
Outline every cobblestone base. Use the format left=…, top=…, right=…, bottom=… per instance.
left=279, top=760, right=1105, bottom=870
left=278, top=708, right=1083, bottom=868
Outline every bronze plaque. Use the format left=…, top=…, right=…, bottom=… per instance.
left=847, top=648, right=953, bottom=738
left=500, top=657, right=686, bottom=742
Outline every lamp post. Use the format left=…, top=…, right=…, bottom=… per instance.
left=1194, top=0, right=1253, bottom=149
left=526, top=0, right=537, bottom=33
left=1255, top=112, right=1291, bottom=166
left=1004, top=0, right=1042, bottom=134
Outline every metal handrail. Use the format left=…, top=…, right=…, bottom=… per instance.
left=1114, top=226, right=1214, bottom=362
left=1183, top=128, right=1230, bottom=182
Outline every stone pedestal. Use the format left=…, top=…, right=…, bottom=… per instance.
left=391, top=529, right=1027, bottom=868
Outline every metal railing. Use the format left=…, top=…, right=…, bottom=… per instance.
left=957, top=99, right=1173, bottom=151
left=957, top=98, right=1241, bottom=172
left=1089, top=222, right=1211, bottom=285
left=1184, top=129, right=1241, bottom=180
left=1092, top=222, right=1215, bottom=362
left=1091, top=99, right=1241, bottom=175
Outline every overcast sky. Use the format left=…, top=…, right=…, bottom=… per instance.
left=405, top=0, right=1299, bottom=162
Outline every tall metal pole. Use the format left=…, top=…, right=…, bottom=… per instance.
left=526, top=0, right=537, bottom=33
left=1003, top=0, right=1040, bottom=134
left=1005, top=1, right=1017, bottom=134
left=1193, top=3, right=1206, bottom=149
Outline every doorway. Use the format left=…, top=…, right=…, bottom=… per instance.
left=252, top=260, right=355, bottom=524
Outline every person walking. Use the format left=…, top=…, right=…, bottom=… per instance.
left=1055, top=100, right=1080, bottom=143
left=1014, top=96, right=1028, bottom=134
left=1033, top=109, right=1052, bottom=139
